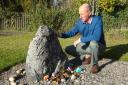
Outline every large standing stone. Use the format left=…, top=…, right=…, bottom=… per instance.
left=25, top=26, right=68, bottom=85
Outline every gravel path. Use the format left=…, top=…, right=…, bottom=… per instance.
left=0, top=58, right=128, bottom=85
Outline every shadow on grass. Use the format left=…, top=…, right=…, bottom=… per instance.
left=101, top=44, right=128, bottom=60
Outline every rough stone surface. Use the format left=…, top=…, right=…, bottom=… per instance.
left=25, top=26, right=68, bottom=84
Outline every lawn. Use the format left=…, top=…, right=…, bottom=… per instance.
left=0, top=31, right=35, bottom=71
left=0, top=30, right=128, bottom=72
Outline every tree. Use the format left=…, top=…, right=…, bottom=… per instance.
left=99, top=0, right=127, bottom=14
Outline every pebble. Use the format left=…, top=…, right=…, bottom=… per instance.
left=47, top=81, right=51, bottom=84
left=9, top=75, right=17, bottom=82
left=43, top=75, right=49, bottom=81
left=71, top=71, right=74, bottom=73
left=16, top=68, right=24, bottom=74
left=52, top=73, right=55, bottom=77
left=61, top=78, right=66, bottom=82
left=16, top=70, right=21, bottom=74
left=21, top=70, right=26, bottom=75
left=70, top=74, right=76, bottom=80
left=93, top=80, right=97, bottom=83
left=75, top=79, right=79, bottom=83
left=10, top=81, right=17, bottom=85
left=63, top=73, right=69, bottom=78
left=74, top=67, right=82, bottom=73
left=9, top=77, right=15, bottom=82
left=1, top=60, right=128, bottom=85
left=51, top=81, right=59, bottom=85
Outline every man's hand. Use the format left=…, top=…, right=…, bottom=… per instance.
left=73, top=38, right=81, bottom=47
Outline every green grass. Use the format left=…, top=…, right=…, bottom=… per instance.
left=0, top=30, right=128, bottom=72
left=104, top=30, right=128, bottom=61
left=0, top=31, right=35, bottom=71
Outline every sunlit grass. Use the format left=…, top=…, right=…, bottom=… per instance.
left=0, top=32, right=35, bottom=71
left=0, top=30, right=128, bottom=71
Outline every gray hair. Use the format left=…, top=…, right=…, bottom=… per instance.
left=79, top=3, right=92, bottom=12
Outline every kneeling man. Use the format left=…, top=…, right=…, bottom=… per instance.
left=58, top=3, right=106, bottom=73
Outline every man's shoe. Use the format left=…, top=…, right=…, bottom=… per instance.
left=91, top=64, right=99, bottom=74
left=82, top=56, right=91, bottom=65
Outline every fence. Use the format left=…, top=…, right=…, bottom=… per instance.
left=0, top=13, right=128, bottom=32
left=0, top=13, right=32, bottom=31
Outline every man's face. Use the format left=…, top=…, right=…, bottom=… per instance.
left=79, top=8, right=91, bottom=22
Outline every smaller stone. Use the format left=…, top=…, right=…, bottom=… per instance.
left=16, top=68, right=24, bottom=74
left=56, top=77, right=61, bottom=83
left=16, top=70, right=20, bottom=74
left=10, top=81, right=17, bottom=85
left=52, top=73, right=55, bottom=77
left=74, top=67, right=82, bottom=73
left=9, top=77, right=15, bottom=82
left=47, top=81, right=51, bottom=84
left=43, top=75, right=49, bottom=81
left=74, top=72, right=80, bottom=77
left=51, top=81, right=59, bottom=85
left=80, top=70, right=86, bottom=74
left=93, top=80, right=97, bottom=83
left=9, top=75, right=17, bottom=82
left=61, top=78, right=66, bottom=82
left=16, top=70, right=21, bottom=74
left=63, top=73, right=69, bottom=78
left=75, top=79, right=79, bottom=83
left=21, top=70, right=26, bottom=75
left=70, top=74, right=76, bottom=80
left=71, top=71, right=74, bottom=73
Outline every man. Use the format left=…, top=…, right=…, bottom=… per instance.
left=58, top=3, right=106, bottom=73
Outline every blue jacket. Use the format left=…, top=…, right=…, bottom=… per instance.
left=61, top=15, right=106, bottom=46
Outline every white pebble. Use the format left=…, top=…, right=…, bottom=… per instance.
left=16, top=68, right=24, bottom=74
left=21, top=70, right=26, bottom=75
left=47, top=81, right=51, bottom=84
left=75, top=79, right=79, bottom=83
left=9, top=77, right=15, bottom=82
left=71, top=75, right=76, bottom=80
left=16, top=70, right=21, bottom=74
left=93, top=80, right=97, bottom=83
left=10, top=81, right=17, bottom=85
left=9, top=75, right=17, bottom=82
left=52, top=73, right=55, bottom=77
left=71, top=71, right=74, bottom=73
left=61, top=79, right=66, bottom=82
